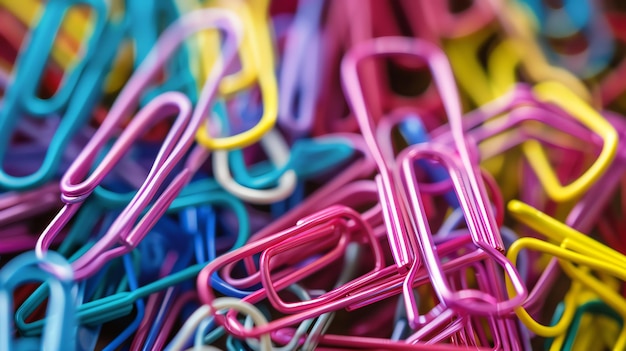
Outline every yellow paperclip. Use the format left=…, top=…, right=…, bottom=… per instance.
left=491, top=0, right=592, bottom=103
left=548, top=272, right=618, bottom=350
left=522, top=82, right=618, bottom=202
left=507, top=200, right=626, bottom=344
left=178, top=0, right=259, bottom=95
left=508, top=200, right=626, bottom=267
left=194, top=0, right=278, bottom=150
left=445, top=28, right=501, bottom=107
left=506, top=236, right=625, bottom=338
left=559, top=242, right=626, bottom=351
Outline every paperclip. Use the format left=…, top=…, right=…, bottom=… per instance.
left=19, top=187, right=250, bottom=335
left=168, top=298, right=273, bottom=351
left=100, top=253, right=146, bottom=351
left=343, top=36, right=505, bottom=267
left=214, top=122, right=297, bottom=203
left=0, top=251, right=77, bottom=351
left=488, top=0, right=592, bottom=101
left=195, top=0, right=278, bottom=150
left=548, top=299, right=623, bottom=351
left=516, top=0, right=615, bottom=77
left=518, top=0, right=591, bottom=37
left=35, top=8, right=244, bottom=279
left=0, top=182, right=60, bottom=227
left=506, top=201, right=626, bottom=341
left=397, top=143, right=526, bottom=317
left=434, top=83, right=618, bottom=202
left=376, top=110, right=459, bottom=208
left=277, top=0, right=324, bottom=136
left=3, top=0, right=96, bottom=66
left=239, top=133, right=376, bottom=244
left=2, top=0, right=106, bottom=117
left=311, top=0, right=378, bottom=136
left=0, top=11, right=125, bottom=190
left=214, top=178, right=382, bottom=295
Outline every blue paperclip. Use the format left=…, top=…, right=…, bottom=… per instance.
left=0, top=251, right=77, bottom=351
left=271, top=181, right=305, bottom=218
left=0, top=9, right=124, bottom=190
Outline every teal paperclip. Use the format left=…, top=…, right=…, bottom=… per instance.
left=135, top=0, right=200, bottom=104
left=0, top=251, right=77, bottom=351
left=0, top=1, right=124, bottom=190
left=5, top=0, right=107, bottom=117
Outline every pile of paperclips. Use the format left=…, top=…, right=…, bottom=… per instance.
left=3, top=0, right=626, bottom=349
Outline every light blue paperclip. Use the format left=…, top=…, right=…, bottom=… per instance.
left=0, top=6, right=125, bottom=190
left=5, top=0, right=107, bottom=116
left=0, top=251, right=77, bottom=351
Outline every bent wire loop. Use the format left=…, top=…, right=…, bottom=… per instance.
left=0, top=0, right=124, bottom=190
left=342, top=36, right=505, bottom=270
left=194, top=0, right=278, bottom=150
left=0, top=251, right=77, bottom=351
left=15, top=180, right=250, bottom=335
left=431, top=83, right=618, bottom=203
left=506, top=200, right=626, bottom=348
left=396, top=142, right=526, bottom=318
left=35, top=7, right=245, bottom=280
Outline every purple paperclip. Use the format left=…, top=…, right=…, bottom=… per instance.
left=342, top=37, right=504, bottom=272
left=397, top=142, right=526, bottom=317
left=35, top=8, right=244, bottom=279
left=277, top=0, right=324, bottom=136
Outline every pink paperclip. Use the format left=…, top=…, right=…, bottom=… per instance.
left=397, top=143, right=526, bottom=316
left=218, top=133, right=377, bottom=290
left=206, top=234, right=499, bottom=340
left=202, top=205, right=387, bottom=311
left=35, top=8, right=244, bottom=279
left=0, top=224, right=65, bottom=254
left=342, top=37, right=504, bottom=271
left=221, top=178, right=382, bottom=290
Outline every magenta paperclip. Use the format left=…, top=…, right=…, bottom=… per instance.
left=397, top=142, right=526, bottom=317
left=35, top=8, right=244, bottom=279
left=342, top=36, right=504, bottom=270
left=219, top=178, right=382, bottom=291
